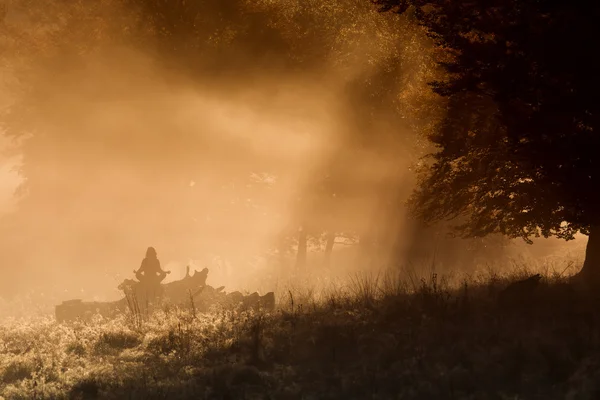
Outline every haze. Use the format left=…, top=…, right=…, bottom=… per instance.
left=0, top=0, right=582, bottom=317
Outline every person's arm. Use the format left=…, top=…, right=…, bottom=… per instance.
left=157, top=259, right=170, bottom=274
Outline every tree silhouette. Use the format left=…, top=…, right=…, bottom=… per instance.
left=376, top=0, right=600, bottom=281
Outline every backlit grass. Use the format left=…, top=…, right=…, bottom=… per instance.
left=1, top=266, right=599, bottom=399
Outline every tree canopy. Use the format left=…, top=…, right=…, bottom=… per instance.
left=375, top=0, right=600, bottom=278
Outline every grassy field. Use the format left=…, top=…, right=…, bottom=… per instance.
left=1, top=267, right=599, bottom=400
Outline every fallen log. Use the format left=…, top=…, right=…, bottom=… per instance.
left=55, top=266, right=275, bottom=323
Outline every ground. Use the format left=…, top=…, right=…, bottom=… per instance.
left=1, top=268, right=600, bottom=400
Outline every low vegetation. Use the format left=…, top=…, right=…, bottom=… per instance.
left=1, top=266, right=599, bottom=400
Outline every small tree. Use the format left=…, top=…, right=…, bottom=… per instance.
left=375, top=0, right=600, bottom=282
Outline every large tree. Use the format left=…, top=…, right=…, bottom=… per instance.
left=375, top=0, right=600, bottom=281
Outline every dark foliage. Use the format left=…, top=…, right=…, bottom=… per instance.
left=374, top=0, right=600, bottom=247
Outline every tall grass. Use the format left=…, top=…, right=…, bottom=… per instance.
left=1, top=262, right=599, bottom=399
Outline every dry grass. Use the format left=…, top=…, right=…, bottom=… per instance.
left=1, top=265, right=599, bottom=399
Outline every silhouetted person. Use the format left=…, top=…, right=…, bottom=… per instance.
left=134, top=247, right=170, bottom=285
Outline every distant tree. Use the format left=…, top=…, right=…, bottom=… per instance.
left=0, top=2, right=6, bottom=24
left=375, top=0, right=600, bottom=282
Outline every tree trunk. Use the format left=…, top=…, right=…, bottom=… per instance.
left=277, top=231, right=288, bottom=271
left=295, top=226, right=307, bottom=270
left=324, top=231, right=336, bottom=268
left=578, top=225, right=600, bottom=284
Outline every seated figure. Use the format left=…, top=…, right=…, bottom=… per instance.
left=134, top=247, right=170, bottom=285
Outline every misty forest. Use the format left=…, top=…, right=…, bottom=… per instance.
left=0, top=0, right=599, bottom=399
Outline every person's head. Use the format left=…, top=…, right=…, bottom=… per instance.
left=146, top=247, right=157, bottom=258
